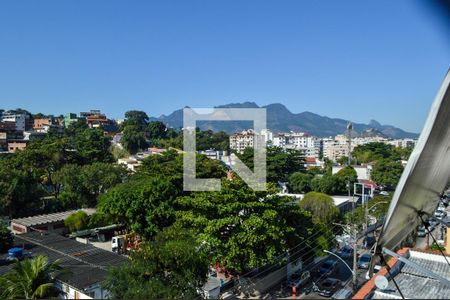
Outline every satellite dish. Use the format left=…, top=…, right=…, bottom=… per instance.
left=375, top=275, right=389, bottom=290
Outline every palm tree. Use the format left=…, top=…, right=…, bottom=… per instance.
left=0, top=255, right=61, bottom=299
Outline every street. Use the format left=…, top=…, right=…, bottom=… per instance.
left=264, top=254, right=368, bottom=299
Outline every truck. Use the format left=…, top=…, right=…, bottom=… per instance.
left=111, top=233, right=141, bottom=255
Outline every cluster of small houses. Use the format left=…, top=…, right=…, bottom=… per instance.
left=0, top=110, right=117, bottom=153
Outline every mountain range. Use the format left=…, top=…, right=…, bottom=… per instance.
left=150, top=102, right=418, bottom=139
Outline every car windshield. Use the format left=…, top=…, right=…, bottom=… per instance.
left=322, top=261, right=335, bottom=268
left=360, top=255, right=371, bottom=262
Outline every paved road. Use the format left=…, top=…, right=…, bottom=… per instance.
left=264, top=254, right=368, bottom=299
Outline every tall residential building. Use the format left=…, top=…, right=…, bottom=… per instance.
left=322, top=137, right=351, bottom=162
left=260, top=129, right=273, bottom=144
left=229, top=130, right=255, bottom=153
left=273, top=132, right=322, bottom=159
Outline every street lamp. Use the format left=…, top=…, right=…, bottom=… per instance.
left=332, top=223, right=358, bottom=289
left=323, top=250, right=355, bottom=276
left=323, top=250, right=357, bottom=290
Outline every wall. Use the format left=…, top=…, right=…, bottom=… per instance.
left=58, top=281, right=110, bottom=299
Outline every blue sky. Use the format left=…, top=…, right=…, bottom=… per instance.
left=0, top=1, right=448, bottom=133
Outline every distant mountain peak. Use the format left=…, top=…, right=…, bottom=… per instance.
left=149, top=102, right=418, bottom=139
left=369, top=119, right=382, bottom=128
left=215, top=101, right=259, bottom=109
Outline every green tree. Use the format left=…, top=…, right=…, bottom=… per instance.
left=87, top=212, right=114, bottom=228
left=352, top=142, right=395, bottom=163
left=74, top=128, right=113, bottom=164
left=54, top=163, right=127, bottom=208
left=123, top=110, right=149, bottom=130
left=344, top=195, right=391, bottom=228
left=371, top=159, right=404, bottom=189
left=121, top=125, right=148, bottom=154
left=0, top=255, right=61, bottom=299
left=288, top=172, right=313, bottom=193
left=137, top=150, right=226, bottom=191
left=97, top=176, right=177, bottom=239
left=103, top=225, right=209, bottom=299
left=299, top=192, right=339, bottom=225
left=64, top=211, right=89, bottom=232
left=147, top=121, right=167, bottom=140
left=0, top=158, right=45, bottom=217
left=195, top=130, right=229, bottom=151
left=0, top=223, right=13, bottom=253
left=237, top=146, right=305, bottom=183
left=65, top=119, right=89, bottom=136
left=334, top=166, right=358, bottom=194
left=311, top=174, right=341, bottom=195
left=176, top=178, right=316, bottom=272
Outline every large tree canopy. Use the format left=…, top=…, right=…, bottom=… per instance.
left=299, top=192, right=339, bottom=225
left=176, top=178, right=319, bottom=272
left=370, top=158, right=404, bottom=189
left=288, top=172, right=313, bottom=194
left=237, top=146, right=305, bottom=183
left=103, top=225, right=210, bottom=299
left=97, top=176, right=177, bottom=239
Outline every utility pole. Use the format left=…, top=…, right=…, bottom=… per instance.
left=346, top=122, right=357, bottom=289
left=334, top=222, right=358, bottom=290
left=352, top=222, right=358, bottom=290
left=347, top=122, right=352, bottom=165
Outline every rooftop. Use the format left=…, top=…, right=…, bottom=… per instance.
left=12, top=208, right=96, bottom=227
left=356, top=249, right=450, bottom=299
left=0, top=231, right=127, bottom=290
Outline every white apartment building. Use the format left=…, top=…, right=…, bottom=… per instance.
left=273, top=134, right=286, bottom=147
left=322, top=137, right=351, bottom=162
left=229, top=129, right=276, bottom=153
left=272, top=132, right=322, bottom=159
left=260, top=129, right=273, bottom=144
left=229, top=130, right=255, bottom=153
left=1, top=113, right=26, bottom=131
left=387, top=138, right=417, bottom=148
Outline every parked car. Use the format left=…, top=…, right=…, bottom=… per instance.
left=434, top=207, right=447, bottom=219
left=287, top=270, right=311, bottom=289
left=338, top=246, right=353, bottom=259
left=319, top=259, right=338, bottom=276
left=417, top=225, right=426, bottom=237
left=317, top=278, right=342, bottom=297
left=357, top=253, right=371, bottom=269
left=365, top=265, right=382, bottom=280
left=379, top=191, right=389, bottom=196
left=5, top=248, right=31, bottom=262
left=332, top=288, right=353, bottom=300
left=429, top=219, right=438, bottom=231
left=364, top=235, right=376, bottom=249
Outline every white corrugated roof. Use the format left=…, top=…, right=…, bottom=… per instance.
left=12, top=208, right=96, bottom=227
